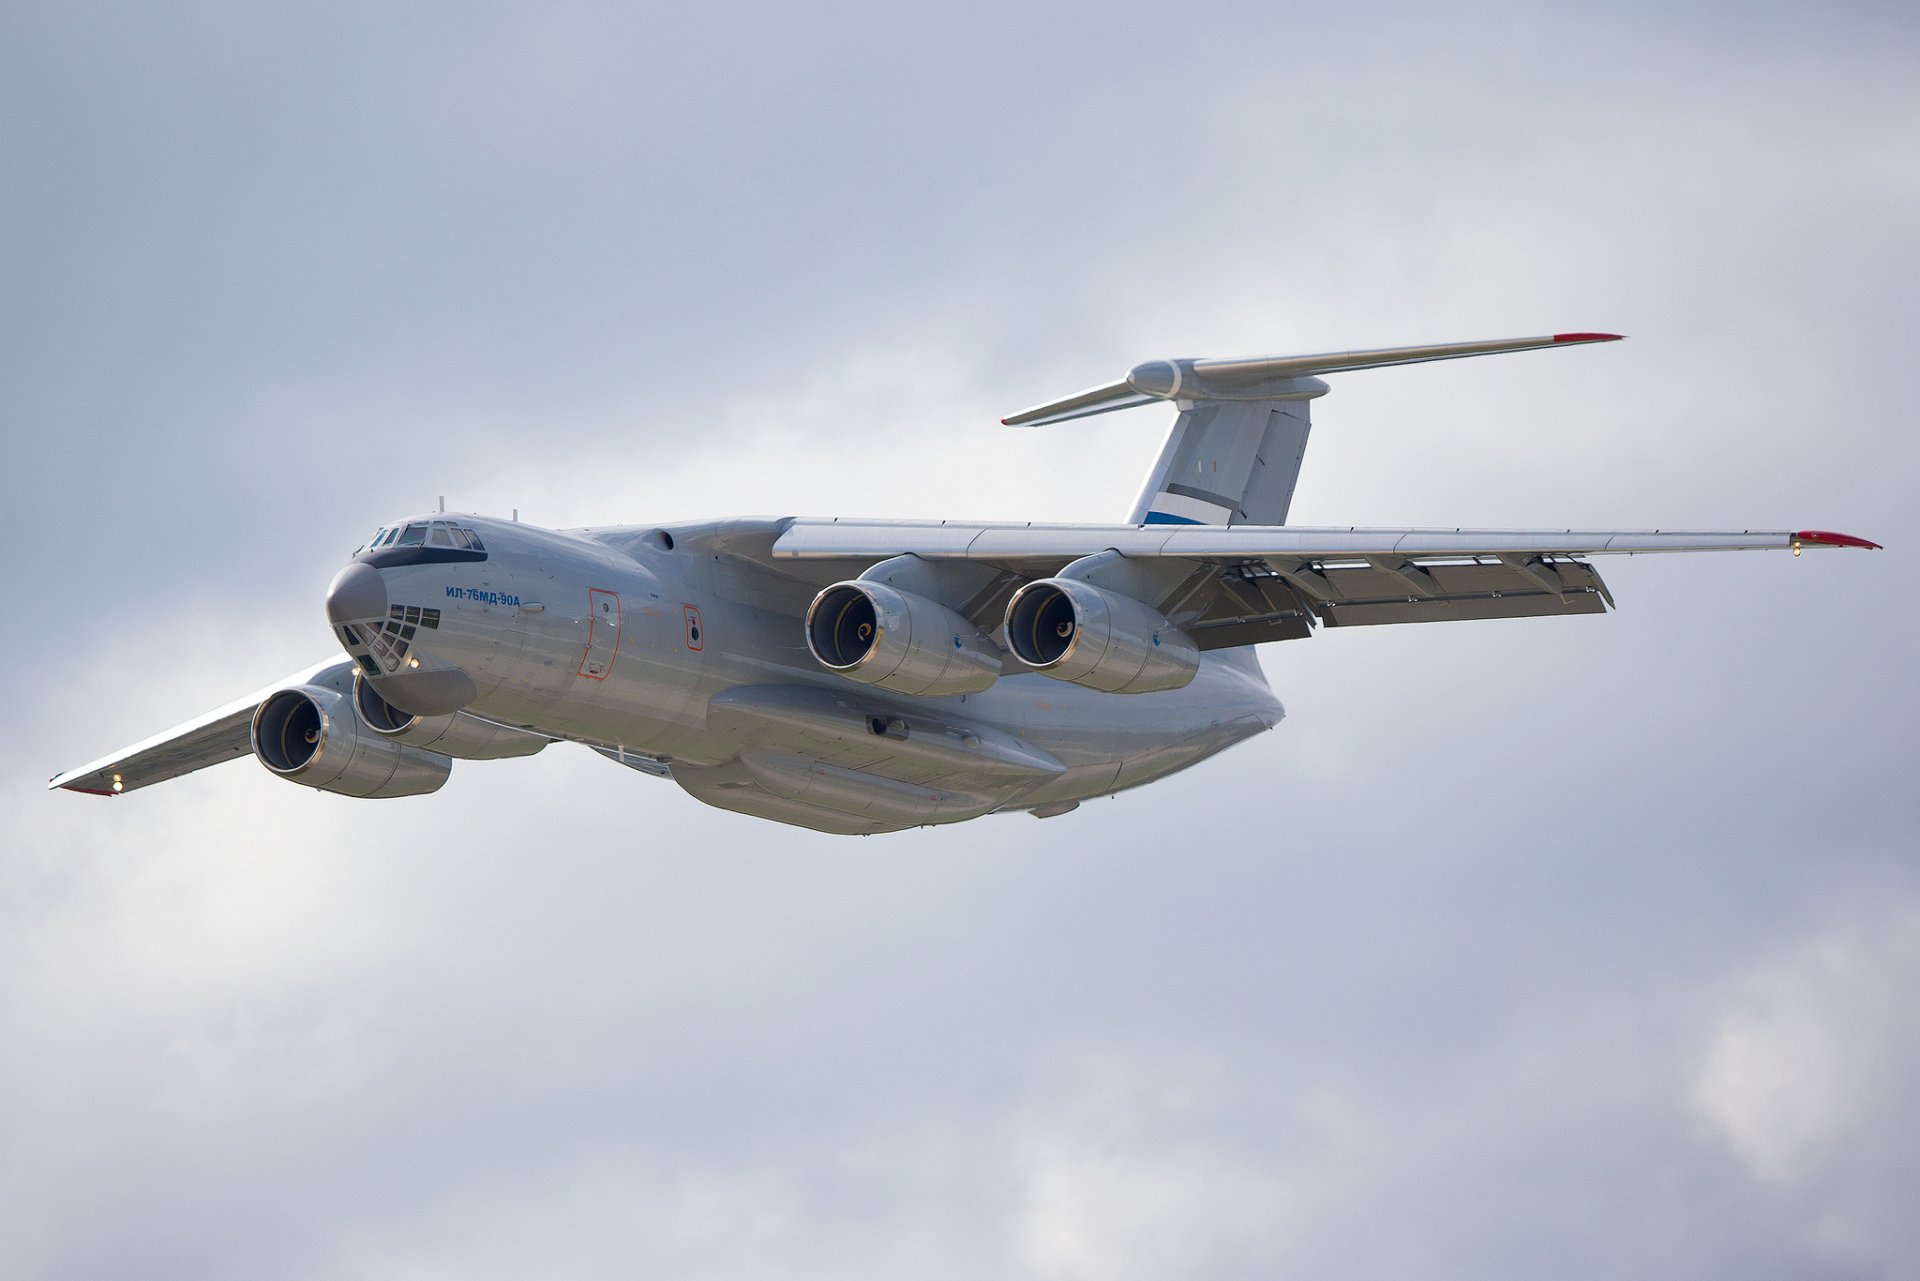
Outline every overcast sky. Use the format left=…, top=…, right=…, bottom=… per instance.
left=3, top=3, right=1917, bottom=1278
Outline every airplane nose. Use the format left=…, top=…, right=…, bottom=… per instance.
left=325, top=561, right=387, bottom=626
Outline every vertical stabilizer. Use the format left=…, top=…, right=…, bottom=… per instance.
left=1126, top=393, right=1318, bottom=525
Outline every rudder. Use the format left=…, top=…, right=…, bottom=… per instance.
left=1127, top=394, right=1317, bottom=526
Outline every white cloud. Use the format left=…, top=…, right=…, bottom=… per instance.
left=1015, top=1138, right=1296, bottom=1281
left=1692, top=896, right=1920, bottom=1274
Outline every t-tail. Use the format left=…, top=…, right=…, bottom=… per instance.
left=1003, top=333, right=1624, bottom=527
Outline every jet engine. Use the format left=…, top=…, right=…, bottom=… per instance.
left=252, top=685, right=452, bottom=798
left=1004, top=578, right=1199, bottom=694
left=805, top=581, right=1003, bottom=696
left=352, top=675, right=549, bottom=759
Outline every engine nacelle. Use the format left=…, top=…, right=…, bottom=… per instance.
left=805, top=581, right=1003, bottom=696
left=1004, top=578, right=1199, bottom=694
left=352, top=674, right=548, bottom=759
left=252, top=685, right=452, bottom=798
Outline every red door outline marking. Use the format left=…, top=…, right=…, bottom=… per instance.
left=580, top=588, right=621, bottom=679
left=683, top=604, right=704, bottom=651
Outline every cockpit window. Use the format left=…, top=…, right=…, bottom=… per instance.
left=357, top=518, right=488, bottom=563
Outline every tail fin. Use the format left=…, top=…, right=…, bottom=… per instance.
left=1003, top=333, right=1622, bottom=526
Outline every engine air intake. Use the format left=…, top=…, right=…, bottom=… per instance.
left=804, top=581, right=1002, bottom=697
left=351, top=674, right=548, bottom=760
left=251, top=685, right=452, bottom=797
left=809, top=585, right=881, bottom=670
left=1003, top=579, right=1199, bottom=694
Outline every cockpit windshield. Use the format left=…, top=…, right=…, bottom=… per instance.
left=355, top=519, right=488, bottom=560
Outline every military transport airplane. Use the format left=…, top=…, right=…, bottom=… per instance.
left=52, top=335, right=1878, bottom=834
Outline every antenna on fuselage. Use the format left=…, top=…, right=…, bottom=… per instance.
left=438, top=495, right=445, bottom=513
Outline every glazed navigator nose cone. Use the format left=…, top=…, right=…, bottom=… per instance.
left=325, top=561, right=387, bottom=626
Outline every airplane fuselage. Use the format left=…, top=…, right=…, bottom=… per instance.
left=345, top=513, right=1283, bottom=832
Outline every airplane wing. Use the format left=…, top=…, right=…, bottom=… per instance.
left=49, top=658, right=354, bottom=796
left=770, top=521, right=1879, bottom=648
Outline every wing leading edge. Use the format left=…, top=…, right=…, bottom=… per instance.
left=49, top=659, right=353, bottom=796
left=772, top=519, right=1879, bottom=562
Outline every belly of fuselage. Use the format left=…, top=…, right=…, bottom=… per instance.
left=383, top=535, right=1283, bottom=832
left=659, top=643, right=1281, bottom=832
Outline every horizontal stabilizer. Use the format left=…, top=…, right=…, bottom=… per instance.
left=1003, top=333, right=1623, bottom=426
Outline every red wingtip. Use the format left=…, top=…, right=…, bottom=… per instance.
left=1794, top=530, right=1882, bottom=550
left=1553, top=332, right=1625, bottom=343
